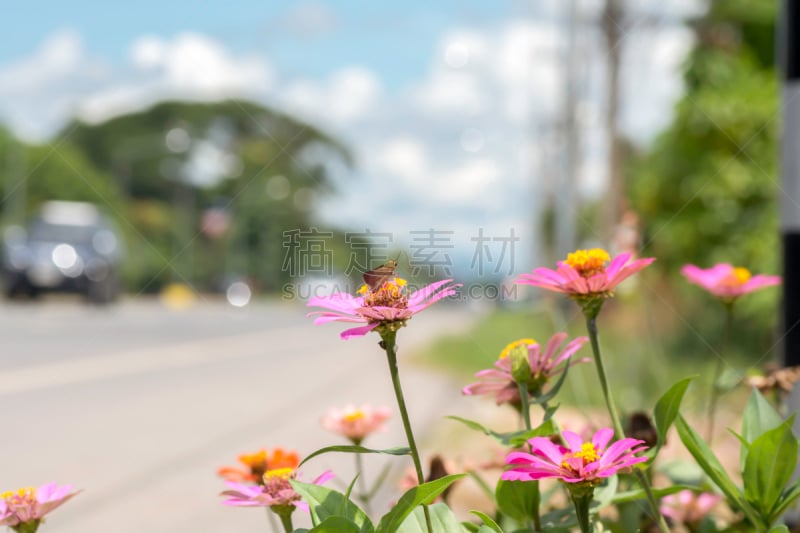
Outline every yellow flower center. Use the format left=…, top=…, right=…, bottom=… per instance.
left=498, top=338, right=536, bottom=360
left=723, top=267, right=752, bottom=286
left=565, top=249, right=611, bottom=277
left=263, top=467, right=294, bottom=481
left=1, top=487, right=35, bottom=501
left=343, top=410, right=366, bottom=422
left=561, top=442, right=601, bottom=470
left=362, top=277, right=408, bottom=309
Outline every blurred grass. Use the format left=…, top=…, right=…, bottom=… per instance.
left=412, top=293, right=765, bottom=416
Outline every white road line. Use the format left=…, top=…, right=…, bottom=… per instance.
left=0, top=325, right=310, bottom=396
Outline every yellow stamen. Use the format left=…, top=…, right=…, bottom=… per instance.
left=264, top=467, right=294, bottom=481
left=343, top=410, right=365, bottom=422
left=1, top=487, right=35, bottom=500
left=363, top=277, right=408, bottom=309
left=498, top=338, right=536, bottom=359
left=733, top=267, right=751, bottom=284
left=565, top=249, right=611, bottom=277
left=561, top=442, right=601, bottom=469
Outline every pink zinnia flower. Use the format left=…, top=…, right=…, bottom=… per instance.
left=517, top=249, right=654, bottom=298
left=462, top=333, right=589, bottom=405
left=502, top=428, right=647, bottom=485
left=0, top=483, right=80, bottom=530
left=660, top=490, right=720, bottom=525
left=321, top=404, right=391, bottom=445
left=307, top=277, right=460, bottom=339
left=221, top=466, right=333, bottom=512
left=681, top=263, right=780, bottom=301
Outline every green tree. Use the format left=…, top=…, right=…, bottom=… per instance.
left=630, top=0, right=779, bottom=354
left=62, top=100, right=352, bottom=292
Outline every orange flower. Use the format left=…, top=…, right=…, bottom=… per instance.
left=217, top=448, right=300, bottom=484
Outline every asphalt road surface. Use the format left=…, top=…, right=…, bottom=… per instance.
left=0, top=297, right=473, bottom=532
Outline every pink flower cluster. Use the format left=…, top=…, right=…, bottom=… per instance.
left=0, top=483, right=79, bottom=529
left=660, top=489, right=720, bottom=526
left=321, top=404, right=391, bottom=444
left=462, top=333, right=589, bottom=405
left=221, top=470, right=334, bottom=511
left=517, top=250, right=654, bottom=297
left=681, top=263, right=780, bottom=300
left=307, top=279, right=460, bottom=339
left=503, top=428, right=647, bottom=485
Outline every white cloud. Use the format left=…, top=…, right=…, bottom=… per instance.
left=375, top=137, right=429, bottom=185
left=79, top=33, right=272, bottom=124
left=0, top=30, right=274, bottom=139
left=0, top=30, right=105, bottom=140
left=283, top=66, right=382, bottom=125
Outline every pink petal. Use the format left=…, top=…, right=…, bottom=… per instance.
left=605, top=253, right=631, bottom=278
left=527, top=437, right=566, bottom=465
left=561, top=430, right=584, bottom=452
left=340, top=323, right=379, bottom=339
left=592, top=428, right=615, bottom=452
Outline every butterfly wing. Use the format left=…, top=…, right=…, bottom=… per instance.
left=362, top=260, right=398, bottom=292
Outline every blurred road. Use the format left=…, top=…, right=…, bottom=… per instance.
left=0, top=297, right=472, bottom=532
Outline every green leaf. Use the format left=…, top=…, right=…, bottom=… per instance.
left=530, top=360, right=572, bottom=405
left=653, top=376, right=695, bottom=450
left=496, top=479, right=540, bottom=522
left=743, top=417, right=798, bottom=521
left=675, top=415, right=760, bottom=525
left=299, top=445, right=410, bottom=467
left=741, top=389, right=785, bottom=469
left=308, top=517, right=363, bottom=533
left=394, top=502, right=467, bottom=533
left=591, top=474, right=618, bottom=510
left=290, top=480, right=374, bottom=533
left=375, top=474, right=465, bottom=533
left=469, top=510, right=503, bottom=533
left=769, top=480, right=800, bottom=520
left=767, top=526, right=790, bottom=533
left=446, top=416, right=556, bottom=447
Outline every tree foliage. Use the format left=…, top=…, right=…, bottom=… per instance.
left=629, top=0, right=779, bottom=353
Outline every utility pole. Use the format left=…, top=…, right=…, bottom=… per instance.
left=555, top=0, right=580, bottom=260
left=602, top=0, right=625, bottom=242
left=781, top=0, right=800, bottom=526
left=781, top=0, right=800, bottom=367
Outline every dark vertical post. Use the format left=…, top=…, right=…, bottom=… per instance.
left=782, top=0, right=800, bottom=526
left=781, top=1, right=800, bottom=367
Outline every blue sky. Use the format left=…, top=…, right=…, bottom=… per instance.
left=5, top=1, right=513, bottom=88
left=1, top=0, right=697, bottom=279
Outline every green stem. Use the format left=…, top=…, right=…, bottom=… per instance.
left=380, top=331, right=433, bottom=533
left=517, top=383, right=541, bottom=532
left=278, top=512, right=293, bottom=533
left=517, top=382, right=533, bottom=432
left=584, top=315, right=670, bottom=533
left=571, top=492, right=592, bottom=533
left=706, top=305, right=733, bottom=444
left=355, top=452, right=372, bottom=515
left=585, top=317, right=625, bottom=437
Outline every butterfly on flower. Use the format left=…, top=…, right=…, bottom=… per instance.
left=362, top=259, right=398, bottom=293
